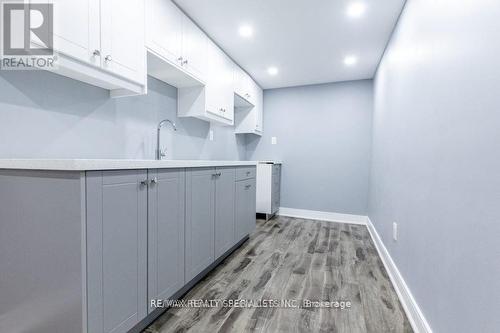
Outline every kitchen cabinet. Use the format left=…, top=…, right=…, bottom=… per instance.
left=100, top=0, right=146, bottom=84
left=234, top=67, right=256, bottom=106
left=235, top=80, right=263, bottom=135
left=43, top=0, right=146, bottom=96
left=146, top=0, right=208, bottom=84
left=147, top=169, right=185, bottom=314
left=177, top=41, right=235, bottom=126
left=256, top=163, right=282, bottom=219
left=182, top=17, right=208, bottom=81
left=235, top=176, right=257, bottom=240
left=145, top=0, right=183, bottom=67
left=49, top=0, right=100, bottom=67
left=0, top=162, right=256, bottom=333
left=86, top=170, right=148, bottom=333
left=205, top=41, right=235, bottom=122
left=146, top=1, right=266, bottom=127
left=214, top=168, right=236, bottom=257
left=185, top=168, right=216, bottom=281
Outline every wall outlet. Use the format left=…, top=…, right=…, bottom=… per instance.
left=209, top=130, right=214, bottom=141
left=393, top=222, right=398, bottom=241
left=271, top=136, right=277, bottom=145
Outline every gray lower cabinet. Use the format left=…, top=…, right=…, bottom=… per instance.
left=0, top=165, right=256, bottom=333
left=147, top=169, right=185, bottom=313
left=235, top=177, right=257, bottom=241
left=185, top=168, right=216, bottom=282
left=86, top=170, right=148, bottom=333
left=0, top=170, right=86, bottom=333
left=215, top=167, right=236, bottom=257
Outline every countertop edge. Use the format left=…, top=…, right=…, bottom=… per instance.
left=0, top=160, right=258, bottom=172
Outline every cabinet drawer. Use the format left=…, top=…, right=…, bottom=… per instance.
left=236, top=167, right=256, bottom=181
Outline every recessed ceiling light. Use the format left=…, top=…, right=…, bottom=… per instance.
left=347, top=2, right=366, bottom=18
left=267, top=66, right=278, bottom=75
left=344, top=56, right=358, bottom=66
left=238, top=25, right=253, bottom=38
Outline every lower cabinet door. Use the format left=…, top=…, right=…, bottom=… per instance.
left=147, top=169, right=185, bottom=313
left=245, top=178, right=257, bottom=235
left=86, top=170, right=148, bottom=333
left=185, top=168, right=216, bottom=281
left=235, top=178, right=256, bottom=241
left=214, top=168, right=236, bottom=257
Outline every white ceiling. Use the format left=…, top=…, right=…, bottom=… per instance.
left=174, top=0, right=406, bottom=89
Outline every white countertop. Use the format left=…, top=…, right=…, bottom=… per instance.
left=0, top=159, right=258, bottom=171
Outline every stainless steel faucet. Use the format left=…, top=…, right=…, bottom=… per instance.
left=156, top=119, right=177, bottom=160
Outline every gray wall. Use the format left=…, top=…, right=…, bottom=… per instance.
left=368, top=1, right=500, bottom=332
left=247, top=80, right=373, bottom=215
left=0, top=71, right=246, bottom=160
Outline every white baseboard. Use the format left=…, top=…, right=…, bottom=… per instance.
left=366, top=218, right=433, bottom=333
left=277, top=207, right=368, bottom=225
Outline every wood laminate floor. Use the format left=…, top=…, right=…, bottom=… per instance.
left=144, top=216, right=413, bottom=333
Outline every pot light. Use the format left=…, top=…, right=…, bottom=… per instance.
left=238, top=25, right=253, bottom=38
left=267, top=66, right=278, bottom=75
left=344, top=56, right=358, bottom=66
left=347, top=2, right=366, bottom=18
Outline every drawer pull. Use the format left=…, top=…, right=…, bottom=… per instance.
left=245, top=184, right=252, bottom=189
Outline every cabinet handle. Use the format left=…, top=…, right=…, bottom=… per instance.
left=105, top=55, right=112, bottom=62
left=93, top=50, right=100, bottom=57
left=245, top=184, right=252, bottom=189
left=178, top=56, right=183, bottom=62
left=182, top=59, right=188, bottom=65
left=140, top=179, right=149, bottom=186
left=150, top=177, right=158, bottom=184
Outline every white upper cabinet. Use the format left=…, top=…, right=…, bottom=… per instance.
left=146, top=0, right=207, bottom=84
left=235, top=79, right=263, bottom=135
left=178, top=39, right=234, bottom=126
left=101, top=0, right=145, bottom=85
left=41, top=0, right=146, bottom=97
left=206, top=41, right=234, bottom=122
left=146, top=0, right=183, bottom=66
left=234, top=67, right=256, bottom=106
left=49, top=0, right=100, bottom=67
left=145, top=0, right=262, bottom=129
left=181, top=18, right=208, bottom=81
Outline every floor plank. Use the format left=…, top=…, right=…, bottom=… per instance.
left=144, top=217, right=413, bottom=333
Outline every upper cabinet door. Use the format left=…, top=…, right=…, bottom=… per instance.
left=253, top=83, right=264, bottom=132
left=220, top=53, right=235, bottom=121
left=101, top=0, right=145, bottom=84
left=146, top=0, right=182, bottom=66
left=233, top=67, right=255, bottom=106
left=181, top=17, right=207, bottom=81
left=46, top=0, right=100, bottom=66
left=205, top=39, right=223, bottom=117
